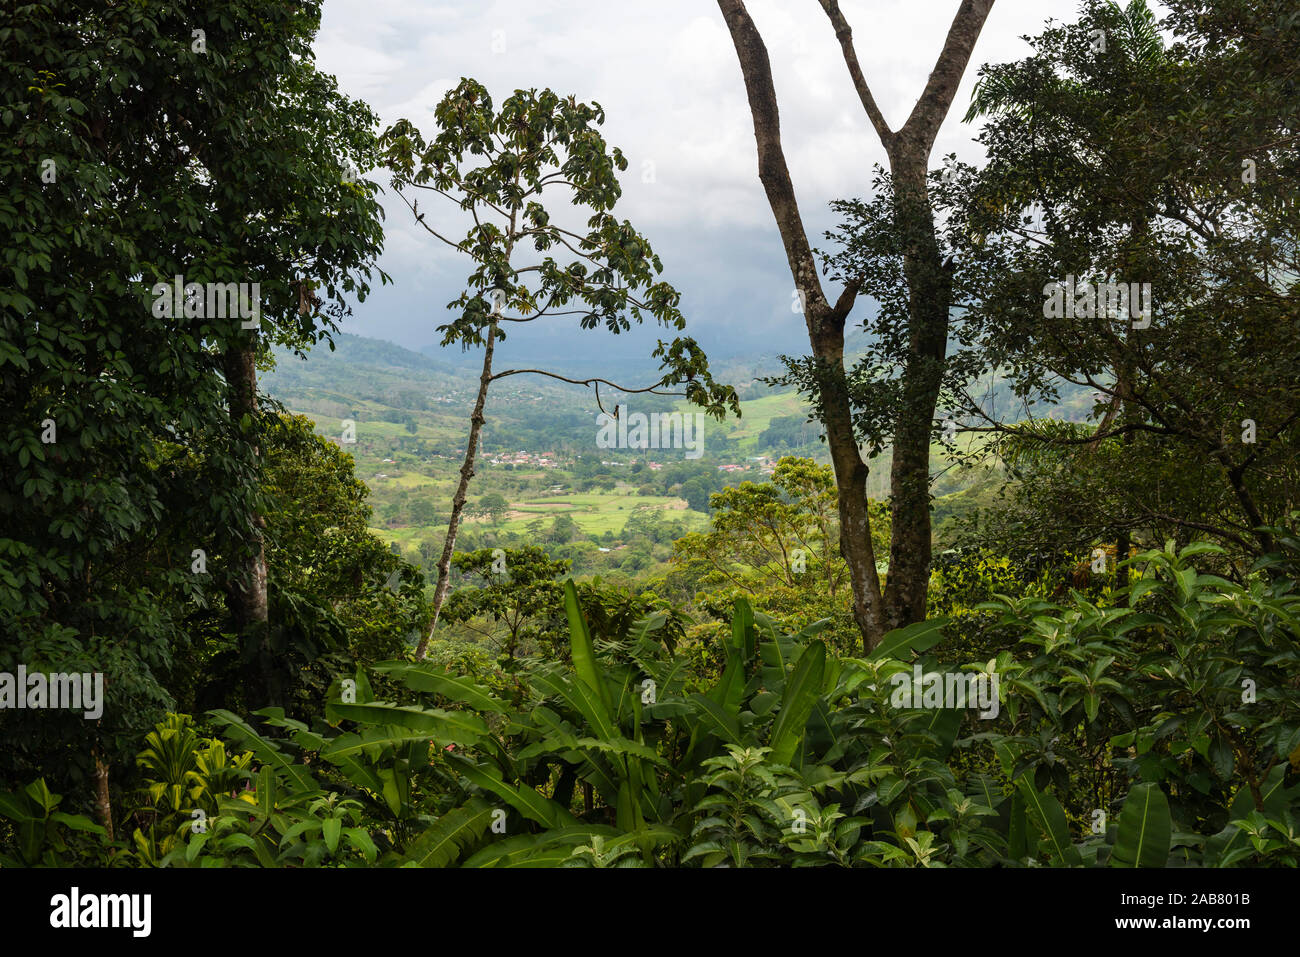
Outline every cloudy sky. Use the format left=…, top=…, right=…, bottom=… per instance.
left=313, top=0, right=1102, bottom=367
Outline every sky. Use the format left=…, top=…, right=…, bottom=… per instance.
left=313, top=0, right=1101, bottom=369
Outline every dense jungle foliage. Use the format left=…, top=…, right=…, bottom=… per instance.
left=2, top=0, right=1298, bottom=870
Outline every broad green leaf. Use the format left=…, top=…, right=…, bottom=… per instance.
left=403, top=799, right=495, bottom=867
left=326, top=701, right=488, bottom=744
left=322, top=816, right=341, bottom=855
left=448, top=755, right=573, bottom=829
left=462, top=825, right=619, bottom=868
left=531, top=669, right=618, bottom=741
left=374, top=661, right=509, bottom=713
left=732, top=597, right=756, bottom=662
left=208, top=710, right=321, bottom=794
left=49, top=812, right=106, bottom=835
left=1111, top=782, right=1171, bottom=868
left=320, top=728, right=441, bottom=760
left=869, top=617, right=950, bottom=661
left=565, top=579, right=609, bottom=713
left=768, top=640, right=826, bottom=765
left=1017, top=779, right=1082, bottom=866
left=687, top=693, right=741, bottom=744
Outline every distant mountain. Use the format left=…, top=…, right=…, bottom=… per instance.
left=263, top=331, right=1098, bottom=461
left=280, top=333, right=461, bottom=375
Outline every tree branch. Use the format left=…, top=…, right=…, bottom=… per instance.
left=489, top=368, right=684, bottom=414
left=816, top=0, right=895, bottom=145
left=716, top=0, right=831, bottom=328
left=900, top=0, right=996, bottom=149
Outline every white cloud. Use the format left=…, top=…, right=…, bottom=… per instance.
left=314, top=0, right=1149, bottom=353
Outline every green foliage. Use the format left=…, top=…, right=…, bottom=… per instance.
left=9, top=540, right=1300, bottom=867
left=672, top=456, right=883, bottom=653
left=954, top=0, right=1300, bottom=566
left=4, top=0, right=1298, bottom=876
left=378, top=79, right=737, bottom=419
left=0, top=779, right=107, bottom=867
left=0, top=0, right=386, bottom=791
left=442, top=545, right=570, bottom=661
left=131, top=713, right=254, bottom=865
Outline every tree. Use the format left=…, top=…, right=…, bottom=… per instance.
left=716, top=0, right=995, bottom=648
left=674, top=457, right=843, bottom=593
left=200, top=414, right=428, bottom=716
left=681, top=477, right=713, bottom=513
left=380, top=81, right=739, bottom=659
left=0, top=0, right=384, bottom=817
left=952, top=0, right=1300, bottom=576
left=547, top=514, right=580, bottom=544
left=191, top=9, right=386, bottom=708
left=441, top=546, right=570, bottom=662
left=409, top=498, right=437, bottom=526
left=478, top=492, right=511, bottom=525
left=759, top=414, right=816, bottom=451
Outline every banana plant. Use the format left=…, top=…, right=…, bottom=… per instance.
left=0, top=779, right=106, bottom=867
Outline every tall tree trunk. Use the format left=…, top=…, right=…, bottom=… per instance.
left=717, top=0, right=886, bottom=649
left=415, top=320, right=499, bottom=659
left=92, top=747, right=114, bottom=842
left=1114, top=318, right=1136, bottom=602
left=223, top=345, right=273, bottom=705
left=820, top=0, right=991, bottom=631
left=811, top=323, right=887, bottom=644
left=720, top=0, right=993, bottom=644
left=881, top=152, right=952, bottom=631
left=1108, top=218, right=1145, bottom=602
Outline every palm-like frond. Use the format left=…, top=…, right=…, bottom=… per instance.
left=964, top=70, right=1033, bottom=124
left=1117, top=0, right=1164, bottom=66
left=964, top=1, right=1164, bottom=124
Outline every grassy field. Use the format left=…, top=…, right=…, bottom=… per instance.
left=670, top=390, right=810, bottom=454
left=300, top=410, right=467, bottom=450
left=498, top=492, right=701, bottom=534
left=369, top=489, right=707, bottom=547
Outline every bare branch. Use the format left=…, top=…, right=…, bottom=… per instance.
left=716, top=0, right=831, bottom=327
left=489, top=368, right=684, bottom=414
left=816, top=0, right=895, bottom=145
left=393, top=189, right=461, bottom=252
left=900, top=0, right=996, bottom=149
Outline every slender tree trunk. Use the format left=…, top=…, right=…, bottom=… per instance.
left=415, top=320, right=499, bottom=659
left=92, top=747, right=114, bottom=843
left=222, top=345, right=274, bottom=705
left=1115, top=528, right=1131, bottom=599
left=810, top=324, right=887, bottom=644
left=1223, top=459, right=1275, bottom=554
left=1114, top=339, right=1136, bottom=602
left=881, top=153, right=951, bottom=631
left=720, top=0, right=993, bottom=645
left=717, top=0, right=886, bottom=649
